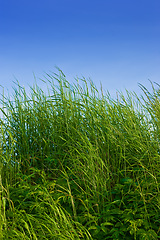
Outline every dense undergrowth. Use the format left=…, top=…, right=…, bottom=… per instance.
left=0, top=68, right=160, bottom=239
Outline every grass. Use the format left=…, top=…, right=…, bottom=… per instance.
left=0, top=67, right=160, bottom=239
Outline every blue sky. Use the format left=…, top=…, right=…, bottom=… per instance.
left=0, top=0, right=160, bottom=99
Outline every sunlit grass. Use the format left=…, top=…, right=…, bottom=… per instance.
left=0, top=68, right=160, bottom=239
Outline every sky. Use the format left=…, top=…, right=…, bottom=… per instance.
left=0, top=0, right=160, bottom=100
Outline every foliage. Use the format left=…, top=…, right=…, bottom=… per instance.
left=0, top=68, right=160, bottom=239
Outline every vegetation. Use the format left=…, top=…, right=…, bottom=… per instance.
left=0, top=68, right=160, bottom=239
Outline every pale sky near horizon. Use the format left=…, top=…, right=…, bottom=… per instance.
left=0, top=0, right=160, bottom=100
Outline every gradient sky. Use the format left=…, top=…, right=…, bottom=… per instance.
left=0, top=0, right=160, bottom=99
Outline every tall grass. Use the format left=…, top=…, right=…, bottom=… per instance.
left=0, top=68, right=160, bottom=239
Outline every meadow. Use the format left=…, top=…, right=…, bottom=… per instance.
left=0, top=68, right=160, bottom=239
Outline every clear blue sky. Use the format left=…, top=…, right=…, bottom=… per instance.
left=0, top=0, right=160, bottom=99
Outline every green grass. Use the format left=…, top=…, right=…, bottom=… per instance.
left=0, top=67, right=160, bottom=239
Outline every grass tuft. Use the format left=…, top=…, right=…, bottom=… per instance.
left=0, top=68, right=160, bottom=239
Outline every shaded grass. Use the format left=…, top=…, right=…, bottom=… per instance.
left=0, top=68, right=160, bottom=239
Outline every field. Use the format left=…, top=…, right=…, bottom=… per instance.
left=0, top=68, right=160, bottom=239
